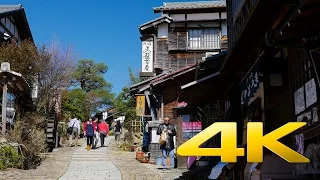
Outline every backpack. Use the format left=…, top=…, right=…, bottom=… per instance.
left=86, top=123, right=94, bottom=137
left=115, top=124, right=121, bottom=132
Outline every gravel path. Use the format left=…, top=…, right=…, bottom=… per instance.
left=107, top=138, right=187, bottom=180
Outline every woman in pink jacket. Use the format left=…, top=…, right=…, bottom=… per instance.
left=98, top=120, right=109, bottom=147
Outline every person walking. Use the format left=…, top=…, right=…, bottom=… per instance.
left=92, top=117, right=100, bottom=149
left=98, top=120, right=109, bottom=147
left=114, top=121, right=122, bottom=146
left=156, top=116, right=176, bottom=170
left=67, top=117, right=81, bottom=147
left=84, top=118, right=95, bottom=150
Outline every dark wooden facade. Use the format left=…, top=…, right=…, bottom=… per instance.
left=140, top=2, right=227, bottom=76
left=220, top=0, right=320, bottom=179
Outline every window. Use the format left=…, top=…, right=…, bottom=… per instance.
left=188, top=28, right=220, bottom=49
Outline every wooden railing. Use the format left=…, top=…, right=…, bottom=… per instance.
left=168, top=31, right=221, bottom=51
left=156, top=38, right=200, bottom=72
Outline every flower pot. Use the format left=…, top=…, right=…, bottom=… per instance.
left=136, top=151, right=144, bottom=160
left=140, top=158, right=149, bottom=163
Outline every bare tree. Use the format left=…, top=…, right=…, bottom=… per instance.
left=35, top=36, right=77, bottom=113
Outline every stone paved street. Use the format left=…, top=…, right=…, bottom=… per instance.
left=107, top=137, right=187, bottom=180
left=59, top=136, right=121, bottom=180
left=0, top=136, right=188, bottom=180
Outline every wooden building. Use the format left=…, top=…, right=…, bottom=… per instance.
left=0, top=4, right=33, bottom=44
left=210, top=0, right=320, bottom=179
left=139, top=1, right=227, bottom=78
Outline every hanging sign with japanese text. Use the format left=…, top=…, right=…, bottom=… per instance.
left=141, top=40, right=153, bottom=73
left=136, top=95, right=146, bottom=116
left=240, top=63, right=260, bottom=107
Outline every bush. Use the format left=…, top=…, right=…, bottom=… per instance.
left=0, top=144, right=24, bottom=170
left=6, top=112, right=47, bottom=169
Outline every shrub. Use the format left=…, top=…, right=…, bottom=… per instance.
left=6, top=112, right=47, bottom=169
left=0, top=144, right=24, bottom=170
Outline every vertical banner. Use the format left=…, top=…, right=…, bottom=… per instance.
left=136, top=95, right=145, bottom=116
left=240, top=62, right=260, bottom=107
left=141, top=40, right=153, bottom=73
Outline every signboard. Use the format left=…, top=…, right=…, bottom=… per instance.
left=182, top=122, right=202, bottom=139
left=31, top=75, right=39, bottom=99
left=136, top=95, right=145, bottom=116
left=240, top=63, right=260, bottom=106
left=294, top=86, right=305, bottom=115
left=141, top=41, right=153, bottom=73
left=305, top=78, right=317, bottom=108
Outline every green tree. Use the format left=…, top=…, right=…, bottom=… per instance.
left=61, top=88, right=86, bottom=121
left=113, top=67, right=141, bottom=130
left=70, top=59, right=111, bottom=92
left=65, top=60, right=114, bottom=119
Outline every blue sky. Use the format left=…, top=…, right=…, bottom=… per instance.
left=2, top=0, right=196, bottom=95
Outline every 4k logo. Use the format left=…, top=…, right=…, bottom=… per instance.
left=177, top=122, right=309, bottom=163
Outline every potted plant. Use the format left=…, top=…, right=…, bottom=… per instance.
left=136, top=151, right=144, bottom=160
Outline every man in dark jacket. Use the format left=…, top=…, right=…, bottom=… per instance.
left=156, top=116, right=176, bottom=170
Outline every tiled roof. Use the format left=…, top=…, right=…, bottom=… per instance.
left=153, top=1, right=226, bottom=11
left=0, top=4, right=22, bottom=14
left=0, top=4, right=33, bottom=42
left=139, top=15, right=173, bottom=29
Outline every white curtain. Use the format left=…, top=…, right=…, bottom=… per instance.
left=188, top=28, right=220, bottom=49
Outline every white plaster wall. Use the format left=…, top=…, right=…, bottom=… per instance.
left=170, top=14, right=185, bottom=21
left=102, top=112, right=108, bottom=120
left=187, top=22, right=219, bottom=28
left=170, top=23, right=185, bottom=28
left=187, top=13, right=220, bottom=20
left=221, top=12, right=227, bottom=19
left=222, top=21, right=227, bottom=36
left=157, top=23, right=168, bottom=38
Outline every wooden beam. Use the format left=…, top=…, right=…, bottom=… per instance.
left=144, top=91, right=156, bottom=121
left=0, top=21, right=14, bottom=38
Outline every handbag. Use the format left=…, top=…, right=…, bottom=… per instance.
left=158, top=131, right=167, bottom=145
left=67, top=121, right=76, bottom=134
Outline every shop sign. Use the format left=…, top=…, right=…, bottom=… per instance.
left=136, top=95, right=145, bottom=116
left=240, top=63, right=260, bottom=106
left=141, top=41, right=153, bottom=73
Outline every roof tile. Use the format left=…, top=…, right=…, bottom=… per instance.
left=0, top=4, right=22, bottom=14
left=153, top=1, right=226, bottom=11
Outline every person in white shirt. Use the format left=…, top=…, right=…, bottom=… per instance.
left=68, top=117, right=81, bottom=147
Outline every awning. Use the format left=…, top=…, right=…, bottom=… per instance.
left=179, top=72, right=231, bottom=105
left=151, top=64, right=197, bottom=87
left=181, top=71, right=220, bottom=90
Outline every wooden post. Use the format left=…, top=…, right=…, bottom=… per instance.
left=1, top=77, right=7, bottom=135
left=144, top=91, right=156, bottom=121
left=161, top=95, right=164, bottom=121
